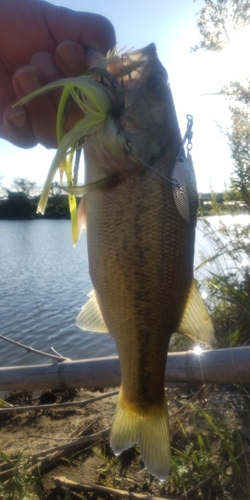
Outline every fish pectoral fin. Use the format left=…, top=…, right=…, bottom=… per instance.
left=110, top=390, right=170, bottom=481
left=76, top=290, right=109, bottom=333
left=77, top=196, right=86, bottom=238
left=62, top=174, right=118, bottom=196
left=177, top=278, right=214, bottom=345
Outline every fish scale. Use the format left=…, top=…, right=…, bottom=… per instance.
left=86, top=159, right=192, bottom=407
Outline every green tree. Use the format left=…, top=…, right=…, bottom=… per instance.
left=194, top=0, right=250, bottom=347
left=193, top=0, right=250, bottom=53
left=194, top=0, right=250, bottom=209
left=11, top=177, right=36, bottom=198
left=226, top=106, right=250, bottom=209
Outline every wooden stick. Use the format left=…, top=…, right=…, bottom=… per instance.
left=32, top=427, right=110, bottom=460
left=0, top=428, right=110, bottom=482
left=52, top=475, right=169, bottom=500
left=52, top=444, right=250, bottom=500
left=0, top=390, right=118, bottom=414
left=0, top=334, right=69, bottom=362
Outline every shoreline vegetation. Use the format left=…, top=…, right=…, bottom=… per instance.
left=0, top=181, right=70, bottom=220
left=0, top=182, right=249, bottom=220
left=0, top=193, right=70, bottom=220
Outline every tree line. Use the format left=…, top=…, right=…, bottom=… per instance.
left=0, top=178, right=70, bottom=219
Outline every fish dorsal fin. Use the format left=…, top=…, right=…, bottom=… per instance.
left=177, top=279, right=214, bottom=345
left=76, top=290, right=109, bottom=333
left=171, top=155, right=198, bottom=224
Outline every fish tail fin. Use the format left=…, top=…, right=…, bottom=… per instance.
left=110, top=388, right=170, bottom=480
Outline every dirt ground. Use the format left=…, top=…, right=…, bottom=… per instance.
left=0, top=387, right=172, bottom=499
left=0, top=386, right=194, bottom=499
left=1, top=384, right=250, bottom=500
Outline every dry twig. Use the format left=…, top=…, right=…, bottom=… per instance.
left=0, top=390, right=118, bottom=414
left=0, top=334, right=69, bottom=362
left=0, top=428, right=110, bottom=482
left=52, top=475, right=169, bottom=500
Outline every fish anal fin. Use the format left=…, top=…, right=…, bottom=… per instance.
left=177, top=278, right=214, bottom=345
left=76, top=290, right=109, bottom=333
left=110, top=389, right=170, bottom=481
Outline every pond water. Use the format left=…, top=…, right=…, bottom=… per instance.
left=1, top=215, right=249, bottom=366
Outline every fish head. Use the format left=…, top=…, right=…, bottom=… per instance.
left=84, top=44, right=181, bottom=179
left=117, top=44, right=181, bottom=165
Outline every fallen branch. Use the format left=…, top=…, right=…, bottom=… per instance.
left=0, top=428, right=110, bottom=482
left=0, top=390, right=118, bottom=414
left=52, top=445, right=250, bottom=500
left=0, top=334, right=69, bottom=362
left=52, top=475, right=168, bottom=500
left=32, top=427, right=110, bottom=460
left=50, top=347, right=66, bottom=358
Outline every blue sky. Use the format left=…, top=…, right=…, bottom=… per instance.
left=0, top=0, right=241, bottom=192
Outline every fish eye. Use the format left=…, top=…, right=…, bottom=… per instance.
left=146, top=74, right=167, bottom=97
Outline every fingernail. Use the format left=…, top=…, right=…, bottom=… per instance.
left=9, top=108, right=27, bottom=128
left=30, top=53, right=58, bottom=82
left=57, top=42, right=82, bottom=72
left=15, top=66, right=40, bottom=95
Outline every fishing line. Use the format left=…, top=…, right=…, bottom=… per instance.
left=132, top=114, right=194, bottom=191
left=131, top=153, right=180, bottom=188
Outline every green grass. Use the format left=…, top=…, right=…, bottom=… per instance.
left=196, top=216, right=250, bottom=348
left=167, top=389, right=250, bottom=499
left=0, top=450, right=40, bottom=500
left=93, top=443, right=119, bottom=474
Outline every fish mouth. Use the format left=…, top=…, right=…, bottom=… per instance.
left=107, top=43, right=158, bottom=82
left=86, top=43, right=158, bottom=79
left=84, top=43, right=161, bottom=116
left=84, top=66, right=125, bottom=116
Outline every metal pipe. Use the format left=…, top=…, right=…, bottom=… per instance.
left=0, top=347, right=249, bottom=392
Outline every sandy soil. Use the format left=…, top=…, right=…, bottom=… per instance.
left=1, top=384, right=250, bottom=499
left=0, top=387, right=174, bottom=499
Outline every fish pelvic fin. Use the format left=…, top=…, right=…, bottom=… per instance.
left=110, top=389, right=170, bottom=481
left=76, top=290, right=108, bottom=333
left=177, top=278, right=214, bottom=345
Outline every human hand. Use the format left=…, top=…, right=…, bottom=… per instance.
left=0, top=0, right=115, bottom=148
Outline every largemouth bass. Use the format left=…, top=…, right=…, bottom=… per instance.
left=18, top=43, right=213, bottom=480
left=76, top=44, right=214, bottom=480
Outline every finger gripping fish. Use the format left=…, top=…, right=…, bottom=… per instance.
left=18, top=43, right=214, bottom=480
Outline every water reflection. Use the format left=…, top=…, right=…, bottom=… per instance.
left=0, top=220, right=117, bottom=366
